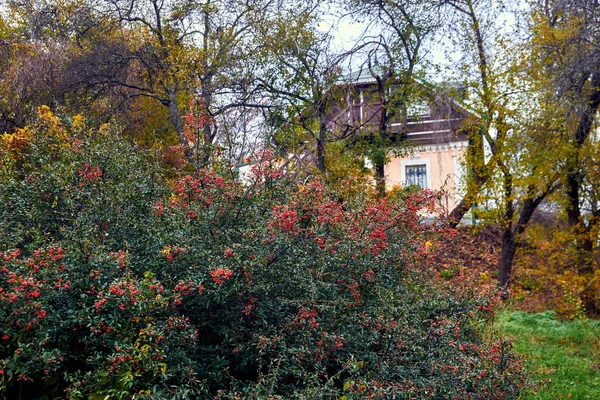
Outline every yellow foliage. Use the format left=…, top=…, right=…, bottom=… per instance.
left=324, top=141, right=373, bottom=199
left=123, top=96, right=175, bottom=146
left=515, top=222, right=599, bottom=318
left=72, top=114, right=86, bottom=131
left=1, top=126, right=33, bottom=151
left=0, top=106, right=95, bottom=164
left=36, top=105, right=69, bottom=142
left=99, top=124, right=110, bottom=136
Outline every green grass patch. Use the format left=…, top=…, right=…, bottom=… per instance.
left=496, top=310, right=600, bottom=399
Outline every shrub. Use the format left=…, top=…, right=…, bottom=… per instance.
left=0, top=109, right=526, bottom=399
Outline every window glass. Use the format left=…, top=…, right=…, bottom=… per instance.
left=405, top=164, right=427, bottom=188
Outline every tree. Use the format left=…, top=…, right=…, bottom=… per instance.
left=255, top=6, right=346, bottom=174
left=344, top=0, right=439, bottom=195
left=529, top=0, right=600, bottom=266
left=0, top=4, right=71, bottom=134
left=3, top=0, right=276, bottom=165
left=440, top=0, right=503, bottom=226
left=90, top=0, right=275, bottom=164
left=1, top=0, right=115, bottom=132
left=440, top=0, right=564, bottom=294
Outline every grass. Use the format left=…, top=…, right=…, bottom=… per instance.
left=495, top=310, right=600, bottom=399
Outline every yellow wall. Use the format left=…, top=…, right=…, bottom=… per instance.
left=385, top=141, right=468, bottom=214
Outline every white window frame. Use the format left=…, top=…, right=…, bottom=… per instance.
left=401, top=158, right=431, bottom=189
left=359, top=89, right=364, bottom=123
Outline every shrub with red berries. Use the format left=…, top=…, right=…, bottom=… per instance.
left=0, top=109, right=526, bottom=398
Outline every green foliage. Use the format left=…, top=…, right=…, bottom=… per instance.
left=439, top=266, right=461, bottom=280
left=0, top=109, right=526, bottom=398
left=0, top=108, right=167, bottom=255
left=495, top=311, right=600, bottom=399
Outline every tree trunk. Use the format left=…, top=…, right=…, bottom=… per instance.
left=317, top=105, right=327, bottom=173
left=168, top=88, right=196, bottom=165
left=200, top=74, right=215, bottom=168
left=565, top=73, right=600, bottom=265
left=168, top=89, right=187, bottom=144
left=498, top=163, right=515, bottom=296
left=566, top=155, right=582, bottom=227
left=499, top=227, right=517, bottom=295
left=448, top=173, right=485, bottom=227
left=498, top=193, right=546, bottom=298
left=448, top=126, right=488, bottom=227
left=375, top=83, right=389, bottom=197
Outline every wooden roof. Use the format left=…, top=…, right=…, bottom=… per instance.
left=328, top=71, right=476, bottom=146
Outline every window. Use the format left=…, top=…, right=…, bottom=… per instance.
left=401, top=158, right=431, bottom=189
left=405, top=164, right=427, bottom=189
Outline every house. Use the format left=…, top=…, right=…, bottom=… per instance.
left=327, top=67, right=474, bottom=213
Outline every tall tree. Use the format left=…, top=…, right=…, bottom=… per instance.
left=255, top=6, right=346, bottom=174
left=90, top=0, right=275, bottom=164
left=345, top=0, right=438, bottom=195
left=440, top=0, right=504, bottom=226
left=440, top=0, right=565, bottom=293
left=4, top=0, right=276, bottom=165
left=0, top=1, right=79, bottom=133
left=529, top=0, right=600, bottom=265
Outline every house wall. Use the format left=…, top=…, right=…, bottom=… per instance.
left=385, top=141, right=468, bottom=213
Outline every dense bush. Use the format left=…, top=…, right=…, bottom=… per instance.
left=0, top=109, right=525, bottom=399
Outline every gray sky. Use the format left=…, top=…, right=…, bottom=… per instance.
left=317, top=3, right=522, bottom=83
